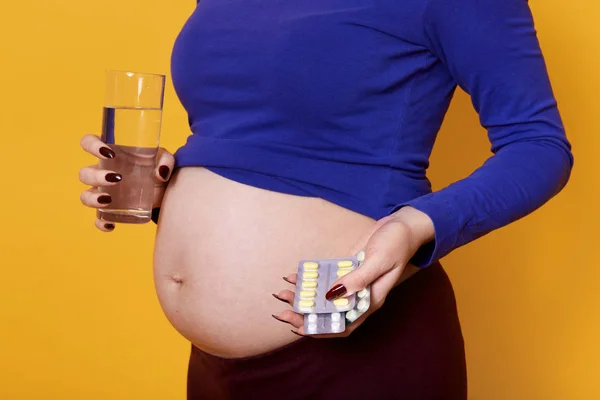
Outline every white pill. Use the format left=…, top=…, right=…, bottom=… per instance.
left=331, top=312, right=341, bottom=322
left=307, top=323, right=317, bottom=333
left=308, top=314, right=318, bottom=323
left=357, top=299, right=369, bottom=312
left=331, top=322, right=341, bottom=332
left=346, top=309, right=359, bottom=323
left=358, top=288, right=369, bottom=298
left=357, top=250, right=365, bottom=262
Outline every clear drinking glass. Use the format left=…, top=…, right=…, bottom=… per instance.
left=96, top=70, right=166, bottom=224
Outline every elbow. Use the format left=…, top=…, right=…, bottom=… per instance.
left=491, top=119, right=574, bottom=185
left=553, top=135, right=574, bottom=192
left=537, top=135, right=574, bottom=197
left=554, top=152, right=573, bottom=196
left=562, top=146, right=574, bottom=185
left=496, top=133, right=574, bottom=200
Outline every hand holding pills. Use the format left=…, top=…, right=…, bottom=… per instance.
left=272, top=206, right=435, bottom=338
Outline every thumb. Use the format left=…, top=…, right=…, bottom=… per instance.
left=155, top=147, right=175, bottom=182
left=324, top=248, right=393, bottom=301
left=325, top=219, right=412, bottom=301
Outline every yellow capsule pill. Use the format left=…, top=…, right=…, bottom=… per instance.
left=302, top=281, right=318, bottom=289
left=303, top=262, right=319, bottom=271
left=337, top=260, right=354, bottom=268
left=303, top=271, right=318, bottom=280
left=300, top=290, right=316, bottom=299
left=298, top=300, right=315, bottom=308
left=337, top=269, right=351, bottom=277
left=333, top=298, right=349, bottom=307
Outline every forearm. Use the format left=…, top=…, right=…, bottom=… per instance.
left=404, top=0, right=575, bottom=267
left=394, top=139, right=573, bottom=267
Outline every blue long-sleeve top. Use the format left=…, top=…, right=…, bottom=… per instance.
left=170, top=0, right=573, bottom=267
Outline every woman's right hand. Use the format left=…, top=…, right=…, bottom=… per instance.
left=78, top=134, right=175, bottom=232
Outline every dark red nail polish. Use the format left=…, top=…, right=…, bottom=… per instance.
left=159, top=165, right=170, bottom=180
left=105, top=173, right=122, bottom=183
left=272, top=314, right=290, bottom=324
left=99, top=147, right=115, bottom=159
left=97, top=195, right=112, bottom=204
left=272, top=294, right=288, bottom=304
left=283, top=277, right=293, bottom=284
left=104, top=223, right=115, bottom=230
left=291, top=330, right=305, bottom=337
left=325, top=284, right=347, bottom=301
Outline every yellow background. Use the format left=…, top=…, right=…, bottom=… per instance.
left=0, top=1, right=597, bottom=399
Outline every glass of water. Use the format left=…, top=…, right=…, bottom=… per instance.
left=97, top=70, right=166, bottom=224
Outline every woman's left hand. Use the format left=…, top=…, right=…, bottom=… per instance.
left=273, top=206, right=435, bottom=337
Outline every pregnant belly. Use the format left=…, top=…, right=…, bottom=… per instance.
left=153, top=167, right=376, bottom=358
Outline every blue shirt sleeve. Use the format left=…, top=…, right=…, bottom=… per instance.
left=393, top=0, right=574, bottom=267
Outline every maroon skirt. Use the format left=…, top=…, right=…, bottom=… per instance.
left=187, top=262, right=467, bottom=399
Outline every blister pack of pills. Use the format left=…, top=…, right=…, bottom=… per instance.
left=294, top=250, right=371, bottom=335
left=293, top=257, right=359, bottom=314
left=345, top=286, right=371, bottom=324
left=304, top=312, right=346, bottom=335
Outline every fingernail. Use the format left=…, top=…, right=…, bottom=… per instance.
left=291, top=330, right=305, bottom=337
left=283, top=277, right=293, bottom=284
left=272, top=314, right=290, bottom=325
left=99, top=147, right=115, bottom=159
left=104, top=223, right=115, bottom=230
left=97, top=195, right=112, bottom=204
left=325, top=284, right=347, bottom=301
left=272, top=294, right=288, bottom=304
left=159, top=165, right=170, bottom=180
left=105, top=173, right=122, bottom=183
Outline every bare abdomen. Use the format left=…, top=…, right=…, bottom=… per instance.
left=153, top=167, right=375, bottom=358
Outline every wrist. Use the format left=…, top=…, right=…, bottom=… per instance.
left=390, top=206, right=435, bottom=246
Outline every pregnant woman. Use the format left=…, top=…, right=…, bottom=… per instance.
left=79, top=0, right=573, bottom=398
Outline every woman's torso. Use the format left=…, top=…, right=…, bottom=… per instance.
left=156, top=1, right=459, bottom=358
left=171, top=0, right=458, bottom=219
left=154, top=167, right=376, bottom=358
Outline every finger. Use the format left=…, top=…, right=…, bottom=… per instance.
left=152, top=185, right=167, bottom=210
left=283, top=273, right=297, bottom=285
left=272, top=310, right=304, bottom=329
left=273, top=290, right=295, bottom=305
left=95, top=218, right=115, bottom=232
left=80, top=134, right=115, bottom=159
left=80, top=189, right=112, bottom=208
left=155, top=148, right=175, bottom=182
left=79, top=166, right=122, bottom=187
left=325, top=220, right=412, bottom=300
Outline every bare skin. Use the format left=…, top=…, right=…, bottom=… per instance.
left=153, top=167, right=378, bottom=357
left=79, top=135, right=433, bottom=358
